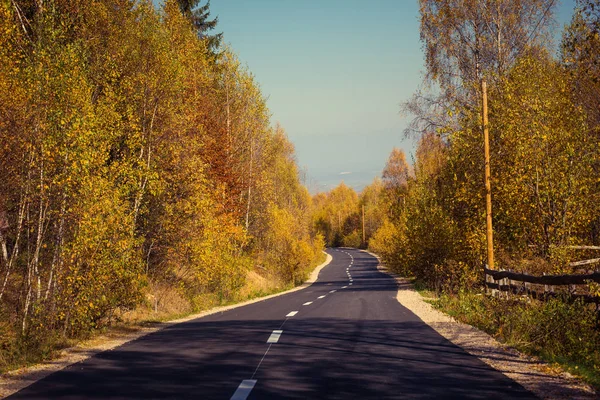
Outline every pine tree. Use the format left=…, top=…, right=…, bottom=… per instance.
left=177, top=0, right=222, bottom=52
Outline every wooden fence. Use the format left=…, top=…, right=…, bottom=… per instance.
left=484, top=268, right=600, bottom=306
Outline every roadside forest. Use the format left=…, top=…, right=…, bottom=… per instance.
left=313, top=0, right=600, bottom=387
left=0, top=0, right=323, bottom=371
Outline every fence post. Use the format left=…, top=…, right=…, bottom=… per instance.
left=485, top=269, right=489, bottom=295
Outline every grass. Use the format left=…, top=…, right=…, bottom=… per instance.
left=428, top=286, right=600, bottom=390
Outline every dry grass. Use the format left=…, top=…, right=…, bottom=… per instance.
left=236, top=269, right=288, bottom=300
left=120, top=281, right=193, bottom=324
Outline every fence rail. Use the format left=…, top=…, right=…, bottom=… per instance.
left=484, top=268, right=600, bottom=305
left=484, top=268, right=600, bottom=285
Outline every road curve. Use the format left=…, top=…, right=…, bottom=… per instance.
left=8, top=248, right=535, bottom=399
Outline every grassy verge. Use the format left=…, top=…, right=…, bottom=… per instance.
left=0, top=252, right=328, bottom=374
left=411, top=279, right=437, bottom=301
left=426, top=286, right=600, bottom=390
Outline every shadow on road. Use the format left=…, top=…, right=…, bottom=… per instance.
left=9, top=316, right=535, bottom=399
left=8, top=249, right=537, bottom=399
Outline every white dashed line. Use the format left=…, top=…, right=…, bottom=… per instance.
left=303, top=301, right=313, bottom=306
left=349, top=282, right=353, bottom=285
left=267, top=330, right=283, bottom=343
left=231, top=379, right=257, bottom=400
left=329, top=290, right=336, bottom=293
left=318, top=295, right=326, bottom=299
left=286, top=311, right=298, bottom=317
left=342, top=286, right=348, bottom=289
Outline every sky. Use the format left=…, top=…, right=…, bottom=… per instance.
left=173, top=0, right=578, bottom=193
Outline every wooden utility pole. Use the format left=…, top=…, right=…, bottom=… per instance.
left=362, top=204, right=365, bottom=246
left=482, top=80, right=494, bottom=270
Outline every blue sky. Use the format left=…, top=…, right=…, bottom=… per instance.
left=169, top=1, right=578, bottom=193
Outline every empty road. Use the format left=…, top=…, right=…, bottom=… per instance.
left=8, top=248, right=535, bottom=399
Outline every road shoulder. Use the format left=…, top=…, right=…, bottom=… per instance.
left=365, top=250, right=597, bottom=400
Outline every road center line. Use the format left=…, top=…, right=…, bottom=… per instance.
left=342, top=285, right=348, bottom=289
left=267, top=330, right=283, bottom=343
left=303, top=301, right=313, bottom=305
left=251, top=343, right=272, bottom=379
left=318, top=295, right=326, bottom=299
left=231, top=379, right=257, bottom=400
left=286, top=311, right=298, bottom=317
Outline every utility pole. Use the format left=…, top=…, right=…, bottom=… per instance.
left=362, top=204, right=365, bottom=247
left=482, top=80, right=494, bottom=271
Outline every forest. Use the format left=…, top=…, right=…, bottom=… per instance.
left=0, top=0, right=324, bottom=371
left=312, top=0, right=600, bottom=386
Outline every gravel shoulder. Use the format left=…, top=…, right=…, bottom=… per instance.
left=369, top=251, right=598, bottom=400
left=0, top=253, right=332, bottom=399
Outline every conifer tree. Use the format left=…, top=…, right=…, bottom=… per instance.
left=177, top=0, right=222, bottom=52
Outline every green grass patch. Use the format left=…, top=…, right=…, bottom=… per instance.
left=433, top=290, right=600, bottom=390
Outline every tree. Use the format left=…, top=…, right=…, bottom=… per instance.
left=311, top=183, right=359, bottom=247
left=561, top=0, right=600, bottom=245
left=359, top=178, right=387, bottom=245
left=177, top=0, right=222, bottom=52
left=562, top=0, right=600, bottom=135
left=406, top=0, right=557, bottom=137
left=382, top=148, right=412, bottom=218
left=490, top=54, right=597, bottom=258
left=382, top=148, right=411, bottom=191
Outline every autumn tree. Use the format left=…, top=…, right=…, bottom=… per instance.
left=312, top=183, right=359, bottom=247
left=490, top=54, right=597, bottom=259
left=562, top=0, right=600, bottom=134
left=406, top=0, right=557, bottom=137
left=0, top=0, right=324, bottom=370
left=381, top=147, right=412, bottom=219
left=359, top=178, right=387, bottom=245
left=561, top=0, right=600, bottom=245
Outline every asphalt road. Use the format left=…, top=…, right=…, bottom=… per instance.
left=8, top=248, right=536, bottom=399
